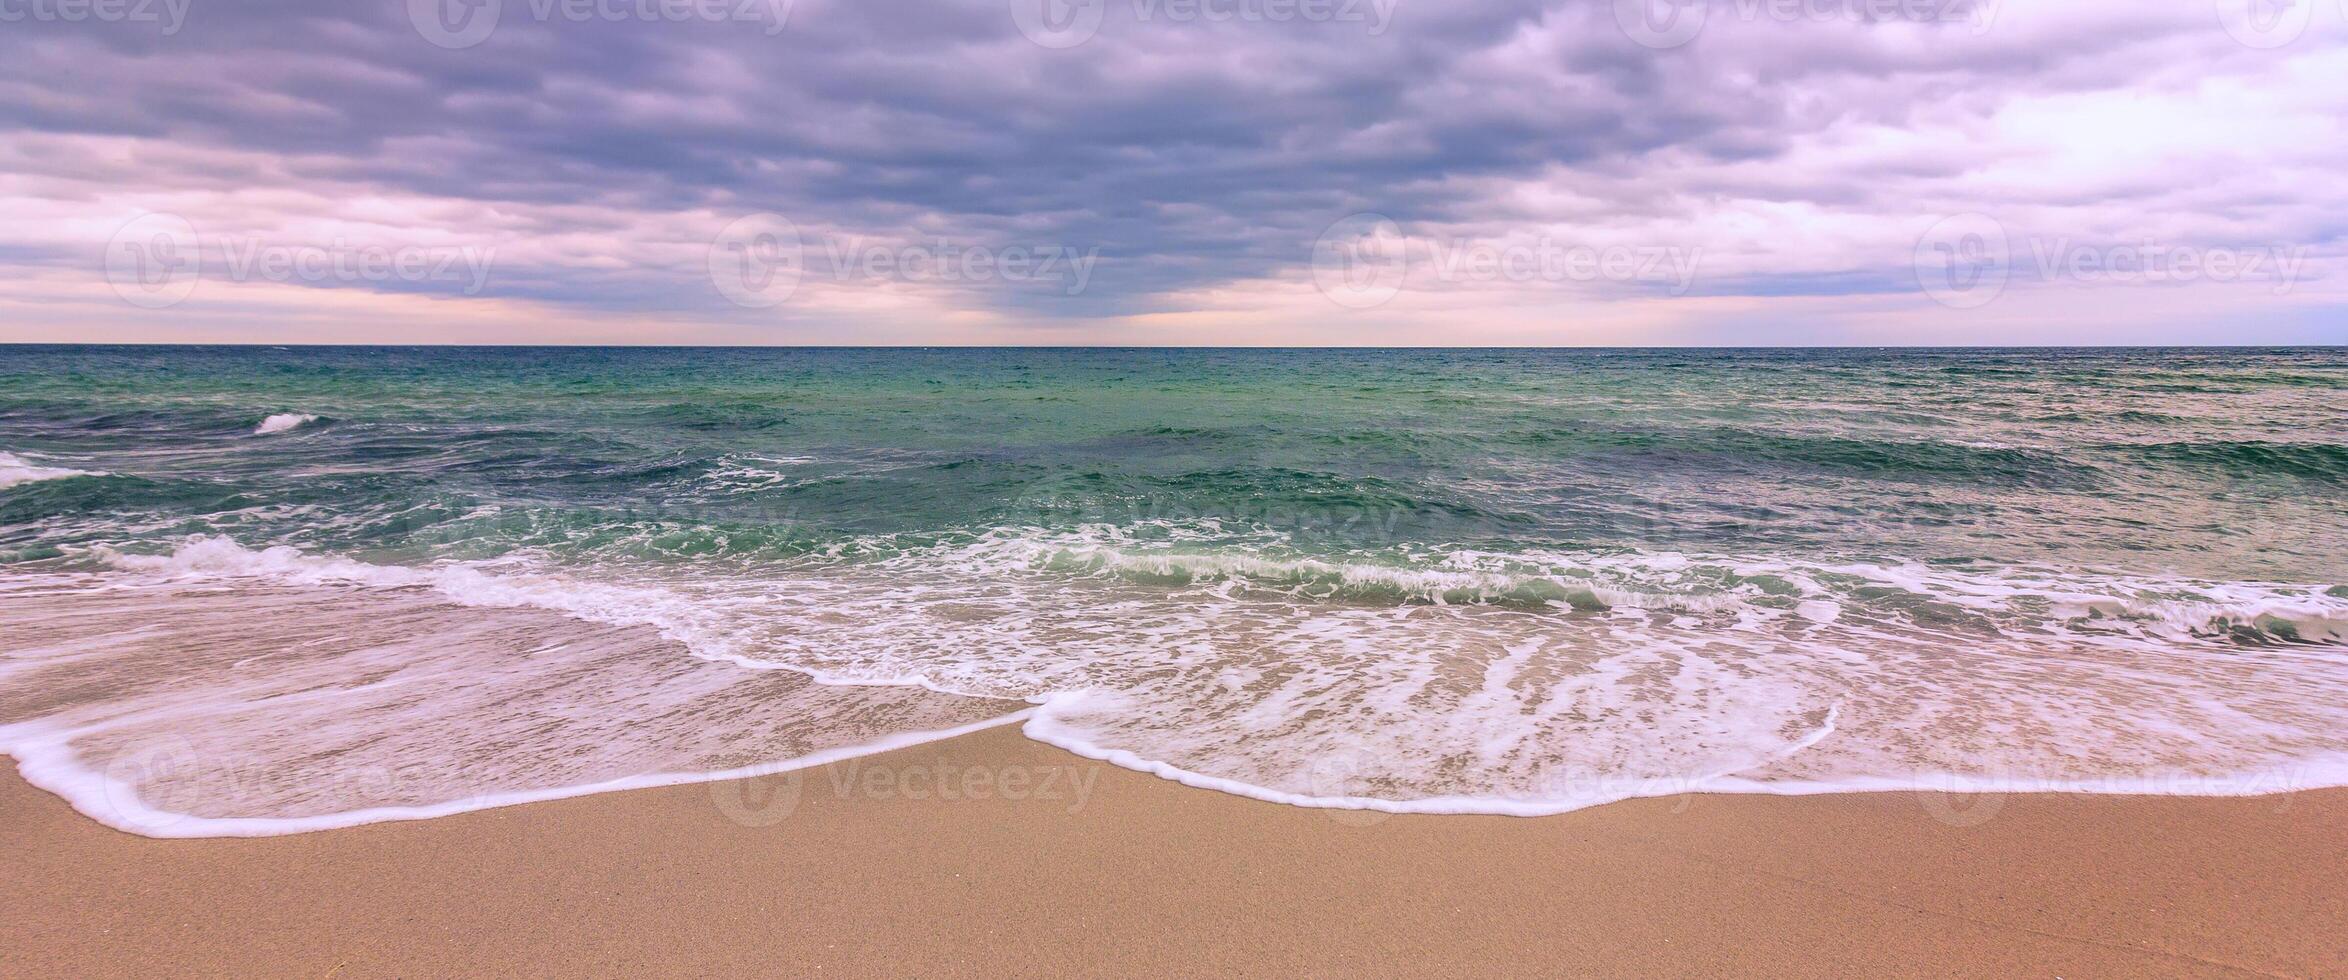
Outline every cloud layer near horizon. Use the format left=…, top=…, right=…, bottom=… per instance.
left=1, top=0, right=2343, bottom=344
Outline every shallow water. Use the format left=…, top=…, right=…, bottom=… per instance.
left=1, top=346, right=2342, bottom=834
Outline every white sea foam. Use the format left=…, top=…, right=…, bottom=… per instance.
left=0, top=451, right=96, bottom=488
left=5, top=532, right=2345, bottom=836
left=254, top=413, right=318, bottom=435
left=0, top=572, right=1027, bottom=837
left=6, top=708, right=1029, bottom=838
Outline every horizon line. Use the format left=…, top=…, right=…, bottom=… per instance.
left=3, top=342, right=2342, bottom=351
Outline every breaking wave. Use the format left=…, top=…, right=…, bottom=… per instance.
left=254, top=413, right=319, bottom=435
left=0, top=451, right=97, bottom=489
left=3, top=532, right=2340, bottom=836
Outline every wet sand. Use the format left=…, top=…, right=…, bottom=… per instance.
left=5, top=726, right=2343, bottom=977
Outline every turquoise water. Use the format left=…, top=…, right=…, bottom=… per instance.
left=2, top=346, right=2344, bottom=834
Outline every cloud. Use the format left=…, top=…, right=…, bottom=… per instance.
left=0, top=0, right=2341, bottom=343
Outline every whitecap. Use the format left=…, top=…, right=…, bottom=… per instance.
left=0, top=451, right=97, bottom=489
left=254, top=413, right=318, bottom=435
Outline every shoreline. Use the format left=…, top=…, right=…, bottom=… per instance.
left=9, top=725, right=2343, bottom=976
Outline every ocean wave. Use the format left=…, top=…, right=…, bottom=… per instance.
left=0, top=451, right=98, bottom=489
left=996, top=539, right=1739, bottom=612
left=90, top=531, right=2348, bottom=646
left=944, top=529, right=2348, bottom=640
left=1001, top=469, right=1515, bottom=539
left=3, top=533, right=2343, bottom=835
left=2107, top=440, right=2348, bottom=483
left=1512, top=429, right=2101, bottom=487
left=254, top=413, right=319, bottom=435
left=9, top=346, right=2345, bottom=836
left=626, top=401, right=794, bottom=432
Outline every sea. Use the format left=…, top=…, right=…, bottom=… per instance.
left=1, top=345, right=2342, bottom=836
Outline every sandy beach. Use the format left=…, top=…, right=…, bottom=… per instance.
left=7, top=726, right=2342, bottom=977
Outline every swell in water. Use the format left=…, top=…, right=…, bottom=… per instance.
left=4, top=531, right=2342, bottom=836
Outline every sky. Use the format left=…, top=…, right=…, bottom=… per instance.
left=1, top=0, right=2343, bottom=346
